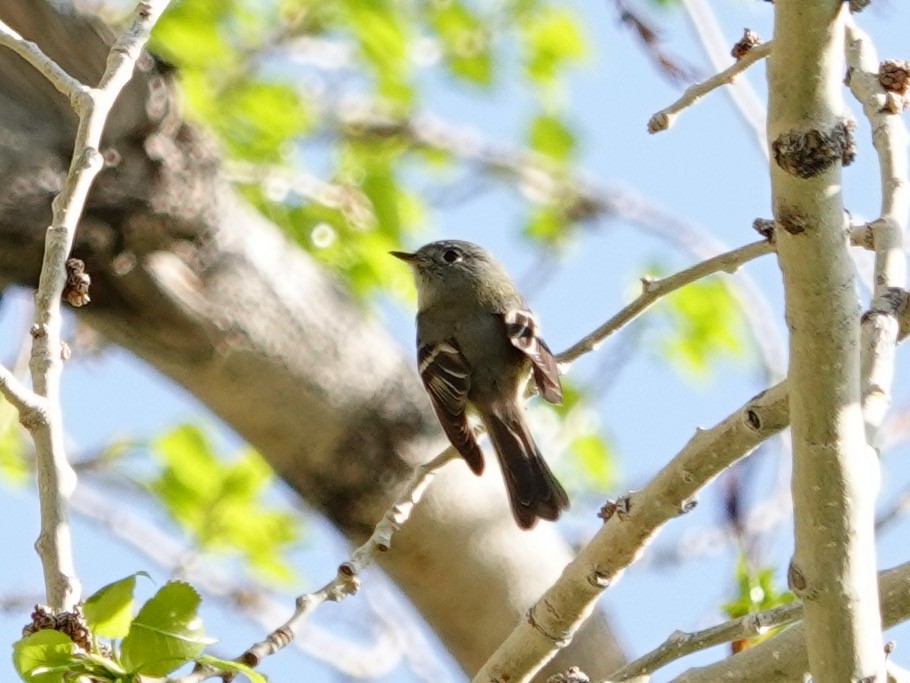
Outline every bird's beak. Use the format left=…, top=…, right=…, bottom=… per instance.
left=390, top=250, right=420, bottom=265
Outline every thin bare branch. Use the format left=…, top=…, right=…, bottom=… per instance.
left=605, top=601, right=802, bottom=682
left=0, top=17, right=83, bottom=100
left=667, top=559, right=910, bottom=683
left=0, top=362, right=44, bottom=422
left=677, top=0, right=769, bottom=157
left=648, top=41, right=771, bottom=135
left=557, top=239, right=773, bottom=366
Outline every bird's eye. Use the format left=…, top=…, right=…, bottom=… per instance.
left=443, top=249, right=460, bottom=263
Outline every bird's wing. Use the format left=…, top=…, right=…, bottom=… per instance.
left=501, top=309, right=563, bottom=404
left=418, top=339, right=485, bottom=474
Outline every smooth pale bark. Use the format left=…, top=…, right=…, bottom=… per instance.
left=0, top=2, right=623, bottom=677
left=767, top=2, right=884, bottom=681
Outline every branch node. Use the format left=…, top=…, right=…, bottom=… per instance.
left=772, top=119, right=857, bottom=178
left=587, top=568, right=612, bottom=589
left=19, top=401, right=50, bottom=430
left=731, top=29, right=763, bottom=60
left=752, top=218, right=776, bottom=241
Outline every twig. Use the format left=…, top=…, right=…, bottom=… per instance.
left=845, top=19, right=910, bottom=444
left=0, top=0, right=173, bottom=611
left=165, top=447, right=458, bottom=683
left=557, top=239, right=773, bottom=365
left=472, top=382, right=790, bottom=683
left=605, top=601, right=802, bottom=682
left=0, top=19, right=83, bottom=101
left=648, top=41, right=772, bottom=135
left=0, top=362, right=45, bottom=422
left=677, top=0, right=769, bottom=157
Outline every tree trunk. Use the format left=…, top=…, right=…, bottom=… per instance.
left=0, top=1, right=624, bottom=677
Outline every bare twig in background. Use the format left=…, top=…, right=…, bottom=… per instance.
left=605, top=600, right=802, bottom=682
left=610, top=0, right=699, bottom=84
left=0, top=0, right=172, bottom=611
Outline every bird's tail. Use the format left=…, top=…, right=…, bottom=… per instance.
left=481, top=401, right=569, bottom=529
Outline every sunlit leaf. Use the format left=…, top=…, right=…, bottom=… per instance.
left=0, top=400, right=28, bottom=484
left=427, top=0, right=493, bottom=85
left=528, top=113, right=575, bottom=162
left=12, top=630, right=74, bottom=683
left=652, top=274, right=749, bottom=379
left=196, top=654, right=267, bottom=683
left=521, top=8, right=587, bottom=85
left=83, top=572, right=150, bottom=639
left=121, top=582, right=214, bottom=676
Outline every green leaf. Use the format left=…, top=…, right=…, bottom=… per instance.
left=427, top=0, right=493, bottom=85
left=341, top=0, right=413, bottom=104
left=0, top=400, right=28, bottom=484
left=528, top=114, right=575, bottom=162
left=523, top=204, right=568, bottom=244
left=569, top=434, right=614, bottom=489
left=654, top=275, right=748, bottom=379
left=83, top=572, right=149, bottom=639
left=12, top=630, right=74, bottom=683
left=121, top=582, right=214, bottom=676
left=521, top=8, right=587, bottom=85
left=196, top=654, right=267, bottom=683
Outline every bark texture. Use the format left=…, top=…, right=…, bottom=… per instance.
left=768, top=2, right=884, bottom=681
left=0, top=2, right=623, bottom=677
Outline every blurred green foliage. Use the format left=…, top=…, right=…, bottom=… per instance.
left=148, top=424, right=299, bottom=584
left=148, top=0, right=589, bottom=296
left=722, top=553, right=795, bottom=648
left=641, top=267, right=750, bottom=380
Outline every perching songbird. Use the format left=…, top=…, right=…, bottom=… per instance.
left=392, top=240, right=569, bottom=529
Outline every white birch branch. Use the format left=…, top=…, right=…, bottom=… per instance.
left=768, top=2, right=884, bottom=680
left=0, top=0, right=172, bottom=611
left=471, top=383, right=790, bottom=683
left=844, top=19, right=910, bottom=445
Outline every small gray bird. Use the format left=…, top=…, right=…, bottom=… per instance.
left=392, top=240, right=569, bottom=529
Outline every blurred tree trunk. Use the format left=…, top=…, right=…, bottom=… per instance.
left=0, top=1, right=623, bottom=677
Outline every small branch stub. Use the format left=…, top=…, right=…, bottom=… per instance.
left=63, top=259, right=91, bottom=307
left=732, top=29, right=762, bottom=60
left=879, top=59, right=910, bottom=113
left=772, top=119, right=857, bottom=178
left=21, top=604, right=91, bottom=652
